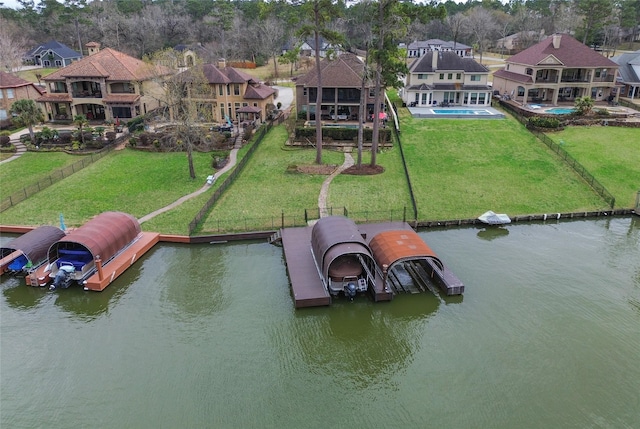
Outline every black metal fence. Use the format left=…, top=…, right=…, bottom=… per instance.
left=188, top=124, right=270, bottom=235
left=499, top=101, right=616, bottom=208
left=391, top=102, right=418, bottom=221
left=0, top=147, right=113, bottom=212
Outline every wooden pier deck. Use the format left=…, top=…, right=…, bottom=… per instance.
left=280, top=221, right=408, bottom=308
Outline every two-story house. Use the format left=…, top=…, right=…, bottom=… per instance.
left=492, top=34, right=619, bottom=105
left=36, top=43, right=168, bottom=122
left=405, top=39, right=473, bottom=59
left=178, top=60, right=276, bottom=124
left=611, top=50, right=640, bottom=101
left=0, top=72, right=46, bottom=128
left=295, top=52, right=377, bottom=121
left=24, top=41, right=82, bottom=68
left=400, top=51, right=491, bottom=107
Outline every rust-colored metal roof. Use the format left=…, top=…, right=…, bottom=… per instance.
left=48, top=212, right=141, bottom=263
left=369, top=229, right=440, bottom=269
left=1, top=226, right=66, bottom=264
left=310, top=216, right=373, bottom=282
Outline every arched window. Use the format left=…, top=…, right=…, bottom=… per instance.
left=186, top=55, right=194, bottom=67
left=517, top=86, right=525, bottom=96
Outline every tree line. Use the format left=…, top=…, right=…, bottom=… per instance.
left=1, top=0, right=638, bottom=74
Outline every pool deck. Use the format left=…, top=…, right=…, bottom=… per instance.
left=408, top=106, right=505, bottom=119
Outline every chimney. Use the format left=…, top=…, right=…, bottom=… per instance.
left=86, top=42, right=100, bottom=56
left=218, top=58, right=226, bottom=69
left=431, top=51, right=438, bottom=70
left=552, top=34, right=561, bottom=49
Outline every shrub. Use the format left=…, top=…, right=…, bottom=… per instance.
left=527, top=116, right=561, bottom=129
left=0, top=131, right=11, bottom=147
left=129, top=136, right=138, bottom=147
left=105, top=131, right=116, bottom=141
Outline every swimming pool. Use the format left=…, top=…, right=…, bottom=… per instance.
left=546, top=108, right=575, bottom=114
left=432, top=109, right=492, bottom=115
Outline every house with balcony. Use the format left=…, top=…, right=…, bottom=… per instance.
left=24, top=41, right=82, bottom=68
left=405, top=39, right=473, bottom=59
left=400, top=51, right=491, bottom=107
left=492, top=34, right=619, bottom=105
left=295, top=52, right=377, bottom=121
left=0, top=72, right=46, bottom=128
left=36, top=43, right=168, bottom=122
left=177, top=60, right=276, bottom=124
left=611, top=50, right=640, bottom=101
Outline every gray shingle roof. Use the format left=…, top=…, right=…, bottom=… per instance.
left=409, top=51, right=488, bottom=73
left=611, top=50, right=640, bottom=83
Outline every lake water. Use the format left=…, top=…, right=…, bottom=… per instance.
left=1, top=217, right=639, bottom=428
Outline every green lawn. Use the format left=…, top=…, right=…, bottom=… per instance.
left=0, top=152, right=88, bottom=200
left=547, top=127, right=640, bottom=208
left=0, top=149, right=216, bottom=229
left=200, top=126, right=345, bottom=231
left=398, top=108, right=607, bottom=220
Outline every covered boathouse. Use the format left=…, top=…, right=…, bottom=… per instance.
left=280, top=216, right=464, bottom=308
left=0, top=226, right=66, bottom=275
left=29, top=211, right=159, bottom=291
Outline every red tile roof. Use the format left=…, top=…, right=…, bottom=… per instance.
left=103, top=94, right=141, bottom=104
left=507, top=34, right=618, bottom=68
left=36, top=93, right=72, bottom=102
left=44, top=48, right=168, bottom=81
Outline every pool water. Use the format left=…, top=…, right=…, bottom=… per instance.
left=546, top=108, right=575, bottom=114
left=432, top=109, right=492, bottom=115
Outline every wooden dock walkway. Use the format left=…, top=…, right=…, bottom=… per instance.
left=280, top=222, right=407, bottom=308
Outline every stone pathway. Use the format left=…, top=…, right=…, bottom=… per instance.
left=137, top=131, right=243, bottom=224
left=318, top=152, right=354, bottom=218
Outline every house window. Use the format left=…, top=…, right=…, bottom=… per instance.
left=470, top=93, right=478, bottom=104
left=456, top=73, right=461, bottom=79
left=421, top=93, right=428, bottom=104
left=470, top=75, right=481, bottom=81
left=303, top=88, right=307, bottom=96
left=220, top=106, right=225, bottom=119
left=526, top=68, right=533, bottom=75
left=242, top=102, right=248, bottom=107
left=517, top=86, right=525, bottom=96
left=219, top=85, right=224, bottom=96
left=43, top=60, right=50, bottom=67
left=506, top=64, right=510, bottom=70
left=447, top=73, right=452, bottom=79
left=443, top=91, right=455, bottom=103
left=234, top=84, right=240, bottom=96
left=226, top=85, right=230, bottom=96
left=439, top=73, right=444, bottom=80
left=0, top=109, right=7, bottom=120
left=55, top=60, right=62, bottom=67
left=478, top=93, right=486, bottom=104
left=369, top=88, right=375, bottom=97
left=6, top=89, right=14, bottom=99
left=417, top=74, right=426, bottom=79
left=253, top=103, right=258, bottom=107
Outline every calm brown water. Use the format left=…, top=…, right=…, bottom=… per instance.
left=1, top=217, right=639, bottom=428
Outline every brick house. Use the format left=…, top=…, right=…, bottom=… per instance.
left=295, top=52, right=378, bottom=121
left=0, top=72, right=45, bottom=128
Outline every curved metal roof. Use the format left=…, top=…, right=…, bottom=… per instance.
left=311, top=216, right=373, bottom=282
left=369, top=230, right=442, bottom=270
left=48, top=212, right=140, bottom=262
left=1, top=226, right=66, bottom=264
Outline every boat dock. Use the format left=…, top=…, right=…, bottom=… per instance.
left=281, top=221, right=407, bottom=308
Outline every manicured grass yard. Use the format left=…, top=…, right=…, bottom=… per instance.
left=547, top=127, right=640, bottom=208
left=200, top=126, right=345, bottom=231
left=0, top=149, right=215, bottom=228
left=0, top=152, right=88, bottom=201
left=398, top=108, right=607, bottom=220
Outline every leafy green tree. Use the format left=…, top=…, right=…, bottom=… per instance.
left=575, top=0, right=615, bottom=45
left=298, top=0, right=344, bottom=165
left=574, top=96, right=594, bottom=115
left=10, top=99, right=43, bottom=145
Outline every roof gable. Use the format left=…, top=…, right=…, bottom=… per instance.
left=507, top=34, right=617, bottom=68
left=538, top=54, right=563, bottom=66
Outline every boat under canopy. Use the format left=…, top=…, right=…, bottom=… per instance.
left=46, top=211, right=141, bottom=288
left=310, top=216, right=377, bottom=298
left=0, top=226, right=66, bottom=275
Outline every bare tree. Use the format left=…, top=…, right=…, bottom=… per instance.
left=446, top=13, right=468, bottom=51
left=257, top=15, right=286, bottom=79
left=464, top=6, right=499, bottom=63
left=0, top=23, right=26, bottom=72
